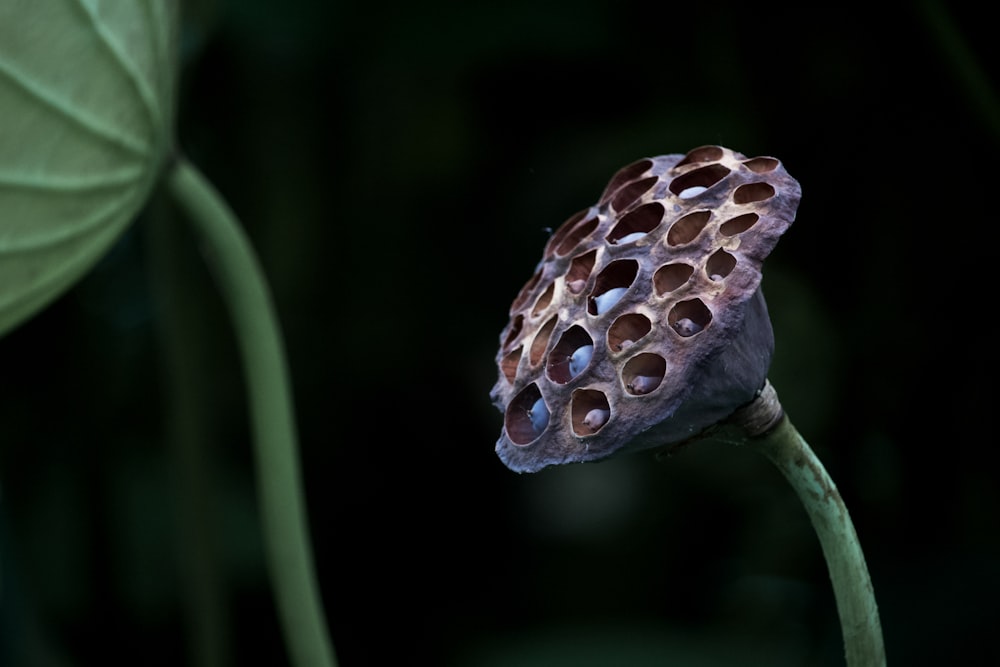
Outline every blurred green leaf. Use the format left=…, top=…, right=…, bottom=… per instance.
left=0, top=0, right=177, bottom=337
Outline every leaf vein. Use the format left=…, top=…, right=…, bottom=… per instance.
left=0, top=188, right=141, bottom=255
left=72, top=0, right=162, bottom=136
left=0, top=166, right=145, bottom=193
left=0, top=54, right=150, bottom=156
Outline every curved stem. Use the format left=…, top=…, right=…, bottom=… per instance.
left=166, top=156, right=337, bottom=667
left=750, top=416, right=886, bottom=666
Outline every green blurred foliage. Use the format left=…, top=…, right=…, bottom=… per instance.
left=1, top=0, right=997, bottom=665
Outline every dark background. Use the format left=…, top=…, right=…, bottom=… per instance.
left=1, top=0, right=997, bottom=665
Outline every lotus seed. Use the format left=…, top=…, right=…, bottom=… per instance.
left=628, top=375, right=660, bottom=395
left=617, top=339, right=634, bottom=351
left=528, top=396, right=549, bottom=433
left=569, top=344, right=594, bottom=377
left=593, top=287, right=628, bottom=315
left=567, top=279, right=586, bottom=294
left=679, top=186, right=708, bottom=199
left=672, top=317, right=702, bottom=336
left=616, top=232, right=646, bottom=244
left=583, top=408, right=610, bottom=431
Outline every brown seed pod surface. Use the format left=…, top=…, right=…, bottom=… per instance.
left=491, top=145, right=802, bottom=473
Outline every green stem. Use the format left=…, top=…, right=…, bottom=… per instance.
left=166, top=156, right=337, bottom=667
left=750, top=416, right=886, bottom=666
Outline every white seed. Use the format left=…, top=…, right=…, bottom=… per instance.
left=583, top=408, right=610, bottom=431
left=628, top=375, right=660, bottom=395
left=593, top=287, right=627, bottom=315
left=567, top=279, right=586, bottom=294
left=528, top=397, right=549, bottom=433
left=679, top=185, right=708, bottom=199
left=672, top=317, right=702, bottom=336
left=617, top=339, right=634, bottom=351
left=568, top=344, right=594, bottom=377
left=615, top=231, right=646, bottom=245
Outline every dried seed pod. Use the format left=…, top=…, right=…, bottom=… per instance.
left=491, top=145, right=801, bottom=473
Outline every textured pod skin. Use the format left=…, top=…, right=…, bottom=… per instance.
left=491, top=146, right=801, bottom=473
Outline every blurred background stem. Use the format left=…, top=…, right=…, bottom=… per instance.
left=165, top=156, right=336, bottom=667
left=917, top=0, right=1000, bottom=143
left=147, top=183, right=231, bottom=667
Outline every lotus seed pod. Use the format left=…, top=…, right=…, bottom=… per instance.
left=491, top=145, right=801, bottom=473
